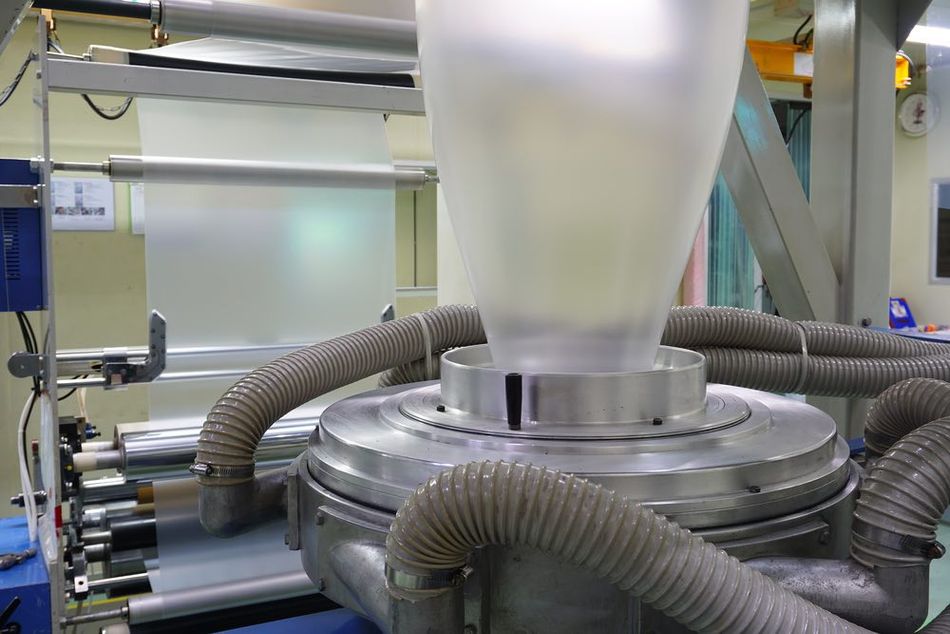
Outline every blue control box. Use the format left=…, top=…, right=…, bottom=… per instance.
left=0, top=158, right=44, bottom=312
left=0, top=517, right=51, bottom=633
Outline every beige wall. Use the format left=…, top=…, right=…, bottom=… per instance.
left=890, top=68, right=950, bottom=326
left=0, top=15, right=436, bottom=515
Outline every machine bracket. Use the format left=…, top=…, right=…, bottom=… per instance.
left=0, top=185, right=39, bottom=208
left=6, top=311, right=167, bottom=387
left=7, top=353, right=46, bottom=380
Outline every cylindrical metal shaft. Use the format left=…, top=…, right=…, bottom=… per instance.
left=33, top=0, right=153, bottom=20
left=159, top=0, right=417, bottom=57
left=108, top=155, right=429, bottom=190
left=126, top=570, right=314, bottom=623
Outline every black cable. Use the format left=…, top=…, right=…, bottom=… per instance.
left=81, top=93, right=134, bottom=120
left=21, top=391, right=37, bottom=481
left=0, top=51, right=34, bottom=109
left=793, top=14, right=814, bottom=46
left=47, top=32, right=136, bottom=120
left=785, top=107, right=809, bottom=146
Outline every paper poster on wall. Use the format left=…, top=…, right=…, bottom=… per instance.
left=50, top=177, right=115, bottom=231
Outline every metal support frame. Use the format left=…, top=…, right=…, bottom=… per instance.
left=722, top=51, right=838, bottom=322
left=45, top=58, right=426, bottom=115
left=724, top=1, right=919, bottom=436
left=898, top=1, right=934, bottom=47
left=31, top=16, right=64, bottom=630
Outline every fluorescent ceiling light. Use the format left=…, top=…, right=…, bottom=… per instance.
left=907, top=25, right=950, bottom=48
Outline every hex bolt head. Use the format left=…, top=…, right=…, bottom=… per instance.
left=316, top=510, right=325, bottom=526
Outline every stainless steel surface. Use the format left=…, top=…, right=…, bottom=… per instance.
left=309, top=373, right=852, bottom=527
left=80, top=477, right=140, bottom=504
left=747, top=558, right=929, bottom=633
left=62, top=605, right=128, bottom=626
left=159, top=0, right=417, bottom=57
left=52, top=160, right=109, bottom=174
left=86, top=572, right=150, bottom=593
left=46, top=59, right=425, bottom=114
left=439, top=345, right=708, bottom=425
left=119, top=417, right=315, bottom=480
left=107, top=155, right=429, bottom=190
left=126, top=570, right=315, bottom=623
left=721, top=51, right=838, bottom=322
left=0, top=184, right=39, bottom=208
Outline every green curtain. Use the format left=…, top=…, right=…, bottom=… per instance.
left=707, top=104, right=811, bottom=311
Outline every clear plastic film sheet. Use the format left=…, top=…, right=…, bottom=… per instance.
left=417, top=0, right=749, bottom=373
left=138, top=99, right=395, bottom=421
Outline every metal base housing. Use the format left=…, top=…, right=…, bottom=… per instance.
left=292, top=346, right=860, bottom=633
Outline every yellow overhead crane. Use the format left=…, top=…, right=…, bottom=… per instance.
left=747, top=39, right=912, bottom=97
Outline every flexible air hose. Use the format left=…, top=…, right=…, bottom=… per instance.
left=380, top=307, right=950, bottom=389
left=697, top=348, right=950, bottom=398
left=663, top=307, right=949, bottom=358
left=379, top=354, right=443, bottom=388
left=851, top=418, right=950, bottom=568
left=194, top=305, right=483, bottom=481
left=863, top=378, right=950, bottom=457
left=386, top=460, right=868, bottom=633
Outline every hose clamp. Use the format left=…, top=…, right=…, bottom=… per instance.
left=188, top=462, right=255, bottom=479
left=386, top=564, right=472, bottom=591
left=413, top=312, right=436, bottom=380
left=793, top=322, right=809, bottom=393
left=853, top=521, right=946, bottom=560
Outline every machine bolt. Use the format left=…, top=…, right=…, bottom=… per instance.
left=284, top=533, right=290, bottom=545
left=861, top=318, right=872, bottom=327
left=436, top=404, right=446, bottom=413
left=316, top=510, right=325, bottom=526
left=818, top=529, right=831, bottom=545
left=463, top=626, right=477, bottom=634
left=652, top=417, right=663, bottom=426
left=317, top=577, right=326, bottom=591
left=748, top=485, right=761, bottom=493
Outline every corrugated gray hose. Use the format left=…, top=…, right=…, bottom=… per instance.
left=852, top=417, right=950, bottom=568
left=381, top=307, right=950, bottom=393
left=386, top=461, right=869, bottom=633
left=863, top=378, right=950, bottom=458
left=192, top=305, right=483, bottom=536
left=195, top=305, right=482, bottom=480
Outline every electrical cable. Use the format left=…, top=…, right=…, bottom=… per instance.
left=80, top=93, right=134, bottom=120
left=17, top=391, right=39, bottom=542
left=785, top=107, right=809, bottom=146
left=792, top=14, right=813, bottom=46
left=0, top=51, right=33, bottom=109
left=47, top=31, right=134, bottom=120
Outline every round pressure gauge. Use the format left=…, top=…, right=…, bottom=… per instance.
left=899, top=92, right=939, bottom=137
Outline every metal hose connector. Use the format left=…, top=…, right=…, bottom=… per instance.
left=863, top=378, right=950, bottom=458
left=386, top=461, right=869, bottom=633
left=698, top=347, right=950, bottom=398
left=851, top=418, right=950, bottom=568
